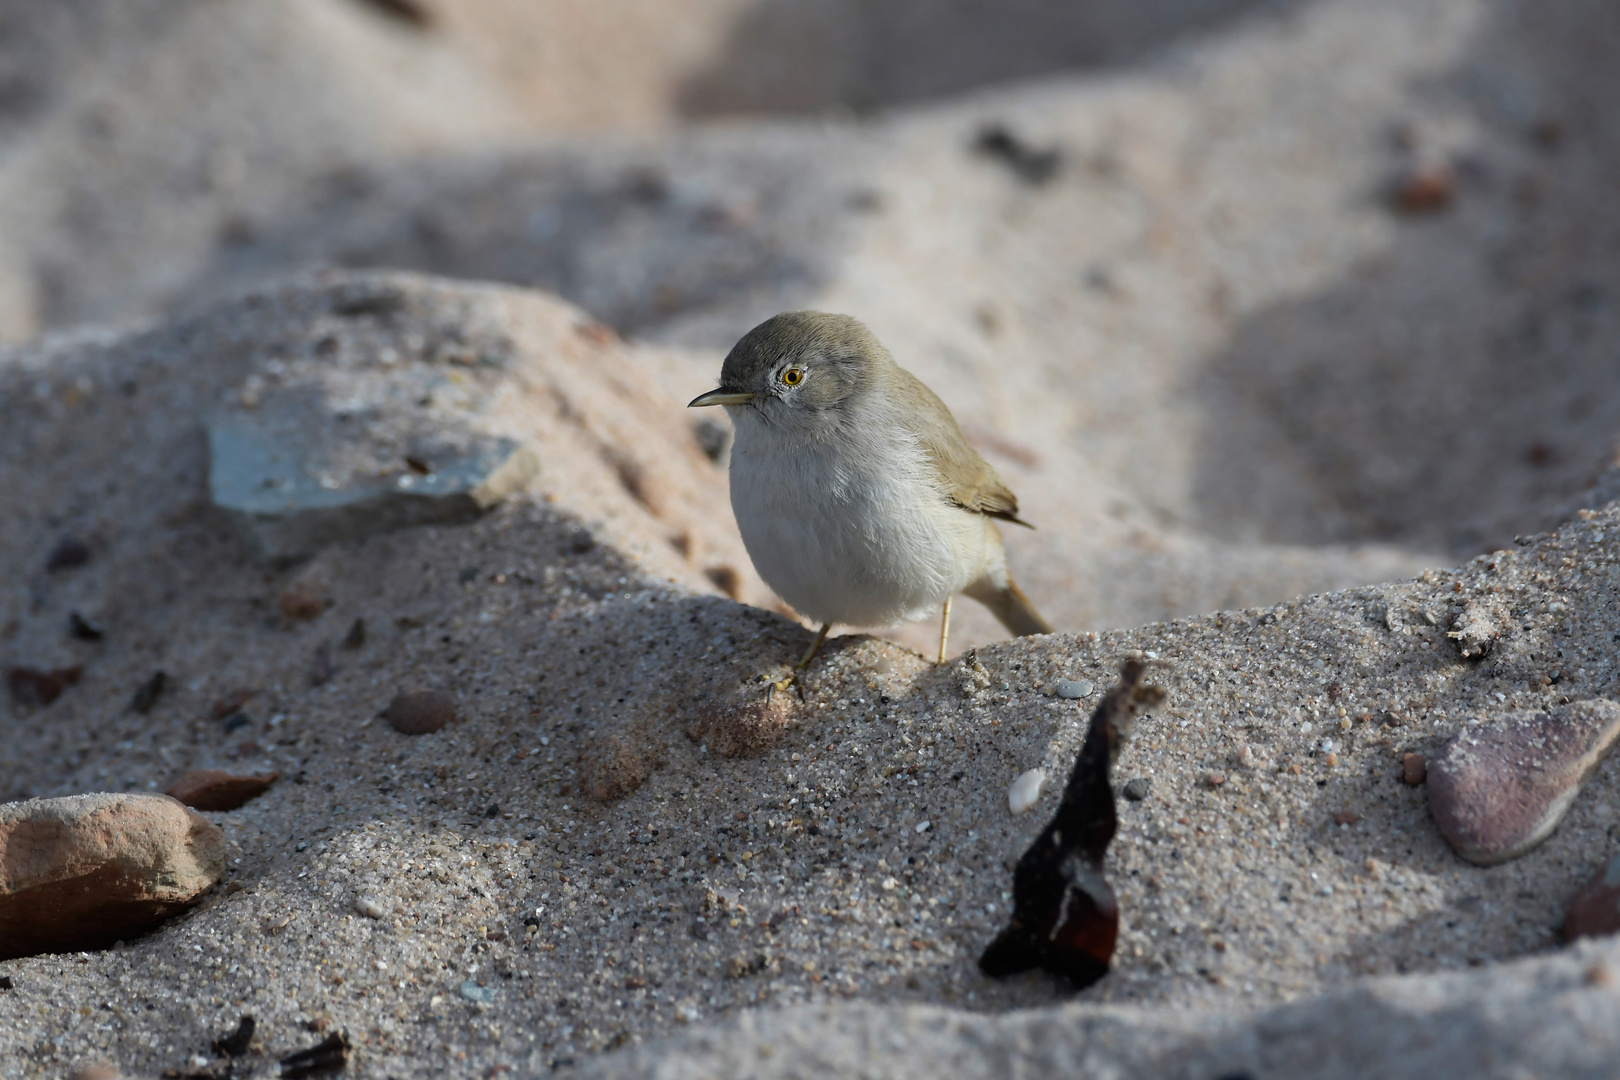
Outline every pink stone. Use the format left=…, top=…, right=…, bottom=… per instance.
left=0, top=793, right=224, bottom=960
left=1427, top=700, right=1620, bottom=865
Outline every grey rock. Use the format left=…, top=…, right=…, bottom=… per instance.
left=1427, top=700, right=1620, bottom=865
left=1055, top=679, right=1094, bottom=699
left=459, top=980, right=498, bottom=1003
left=1122, top=777, right=1152, bottom=801
left=209, top=415, right=537, bottom=563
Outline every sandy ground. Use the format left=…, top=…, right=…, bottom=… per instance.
left=1, top=273, right=1617, bottom=1078
left=0, top=0, right=1619, bottom=1076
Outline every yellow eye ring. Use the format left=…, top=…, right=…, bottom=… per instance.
left=781, top=367, right=804, bottom=386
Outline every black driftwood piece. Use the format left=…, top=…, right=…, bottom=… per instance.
left=979, top=658, right=1164, bottom=987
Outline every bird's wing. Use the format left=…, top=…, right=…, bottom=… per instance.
left=895, top=368, right=1033, bottom=527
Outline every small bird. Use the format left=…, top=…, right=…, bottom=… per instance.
left=689, top=311, right=1051, bottom=677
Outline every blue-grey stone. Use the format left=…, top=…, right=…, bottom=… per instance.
left=1055, top=678, right=1094, bottom=700
left=208, top=415, right=537, bottom=563
left=459, top=979, right=498, bottom=1003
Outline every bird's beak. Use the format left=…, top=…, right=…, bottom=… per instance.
left=687, top=387, right=756, bottom=408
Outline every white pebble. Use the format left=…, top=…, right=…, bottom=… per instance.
left=1320, top=739, right=1335, bottom=754
left=1300, top=722, right=1313, bottom=735
left=354, top=895, right=388, bottom=919
left=915, top=820, right=931, bottom=833
left=1008, top=769, right=1046, bottom=815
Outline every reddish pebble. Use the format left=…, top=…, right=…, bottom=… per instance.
left=1205, top=772, right=1227, bottom=788
left=1335, top=811, right=1361, bottom=826
left=7, top=666, right=83, bottom=708
left=165, top=769, right=277, bottom=812
left=278, top=583, right=327, bottom=621
left=1564, top=855, right=1620, bottom=942
left=1402, top=752, right=1427, bottom=786
left=383, top=689, right=456, bottom=735
left=1392, top=162, right=1455, bottom=214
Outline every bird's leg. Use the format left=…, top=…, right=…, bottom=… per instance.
left=937, top=596, right=953, bottom=664
left=771, top=623, right=832, bottom=694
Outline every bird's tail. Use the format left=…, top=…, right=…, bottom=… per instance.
left=965, top=576, right=1053, bottom=637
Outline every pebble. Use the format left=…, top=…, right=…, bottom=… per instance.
left=1402, top=752, right=1427, bottom=786
left=1391, top=161, right=1456, bottom=214
left=278, top=582, right=327, bottom=621
left=1428, top=700, right=1620, bottom=865
left=44, top=536, right=91, bottom=573
left=383, top=689, right=457, bottom=735
left=1205, top=772, right=1227, bottom=788
left=1563, top=855, right=1620, bottom=942
left=459, top=980, right=498, bottom=1003
left=129, top=670, right=167, bottom=714
left=1122, top=778, right=1152, bottom=801
left=1007, top=769, right=1046, bottom=814
left=1055, top=679, right=1094, bottom=700
left=0, top=793, right=223, bottom=960
left=354, top=896, right=389, bottom=920
left=7, top=665, right=83, bottom=708
left=165, top=769, right=277, bottom=812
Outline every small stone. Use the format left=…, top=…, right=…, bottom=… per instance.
left=129, top=670, right=167, bottom=714
left=1007, top=769, right=1046, bottom=815
left=354, top=896, right=388, bottom=920
left=1391, top=161, right=1456, bottom=214
left=383, top=689, right=456, bottom=735
left=66, top=1067, right=119, bottom=1080
left=1428, top=700, right=1620, bottom=865
left=1205, top=772, right=1227, bottom=788
left=340, top=618, right=366, bottom=650
left=0, top=793, right=223, bottom=960
left=1122, top=778, right=1152, bottom=802
left=1054, top=679, right=1093, bottom=699
left=914, top=820, right=931, bottom=833
left=7, top=666, right=83, bottom=708
left=165, top=770, right=277, bottom=812
left=45, top=536, right=91, bottom=573
left=458, top=980, right=498, bottom=1003
left=278, top=582, right=327, bottom=621
left=1402, top=752, right=1428, bottom=786
left=68, top=612, right=103, bottom=642
left=1335, top=811, right=1360, bottom=826
left=1564, top=855, right=1620, bottom=942
left=1587, top=963, right=1614, bottom=988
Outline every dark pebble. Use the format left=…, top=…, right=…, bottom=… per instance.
left=45, top=536, right=91, bottom=572
left=340, top=618, right=366, bottom=650
left=213, top=1015, right=256, bottom=1057
left=1122, top=778, right=1152, bottom=801
left=129, top=671, right=167, bottom=714
left=220, top=712, right=253, bottom=734
left=383, top=688, right=456, bottom=735
left=567, top=529, right=595, bottom=555
left=7, top=666, right=83, bottom=707
left=309, top=642, right=335, bottom=687
left=68, top=612, right=103, bottom=641
left=1564, top=855, right=1620, bottom=941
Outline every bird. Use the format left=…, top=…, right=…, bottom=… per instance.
left=688, top=311, right=1051, bottom=681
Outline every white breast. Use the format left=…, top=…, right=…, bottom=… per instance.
left=726, top=404, right=991, bottom=628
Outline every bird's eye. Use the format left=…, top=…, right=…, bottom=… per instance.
left=781, top=367, right=804, bottom=386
